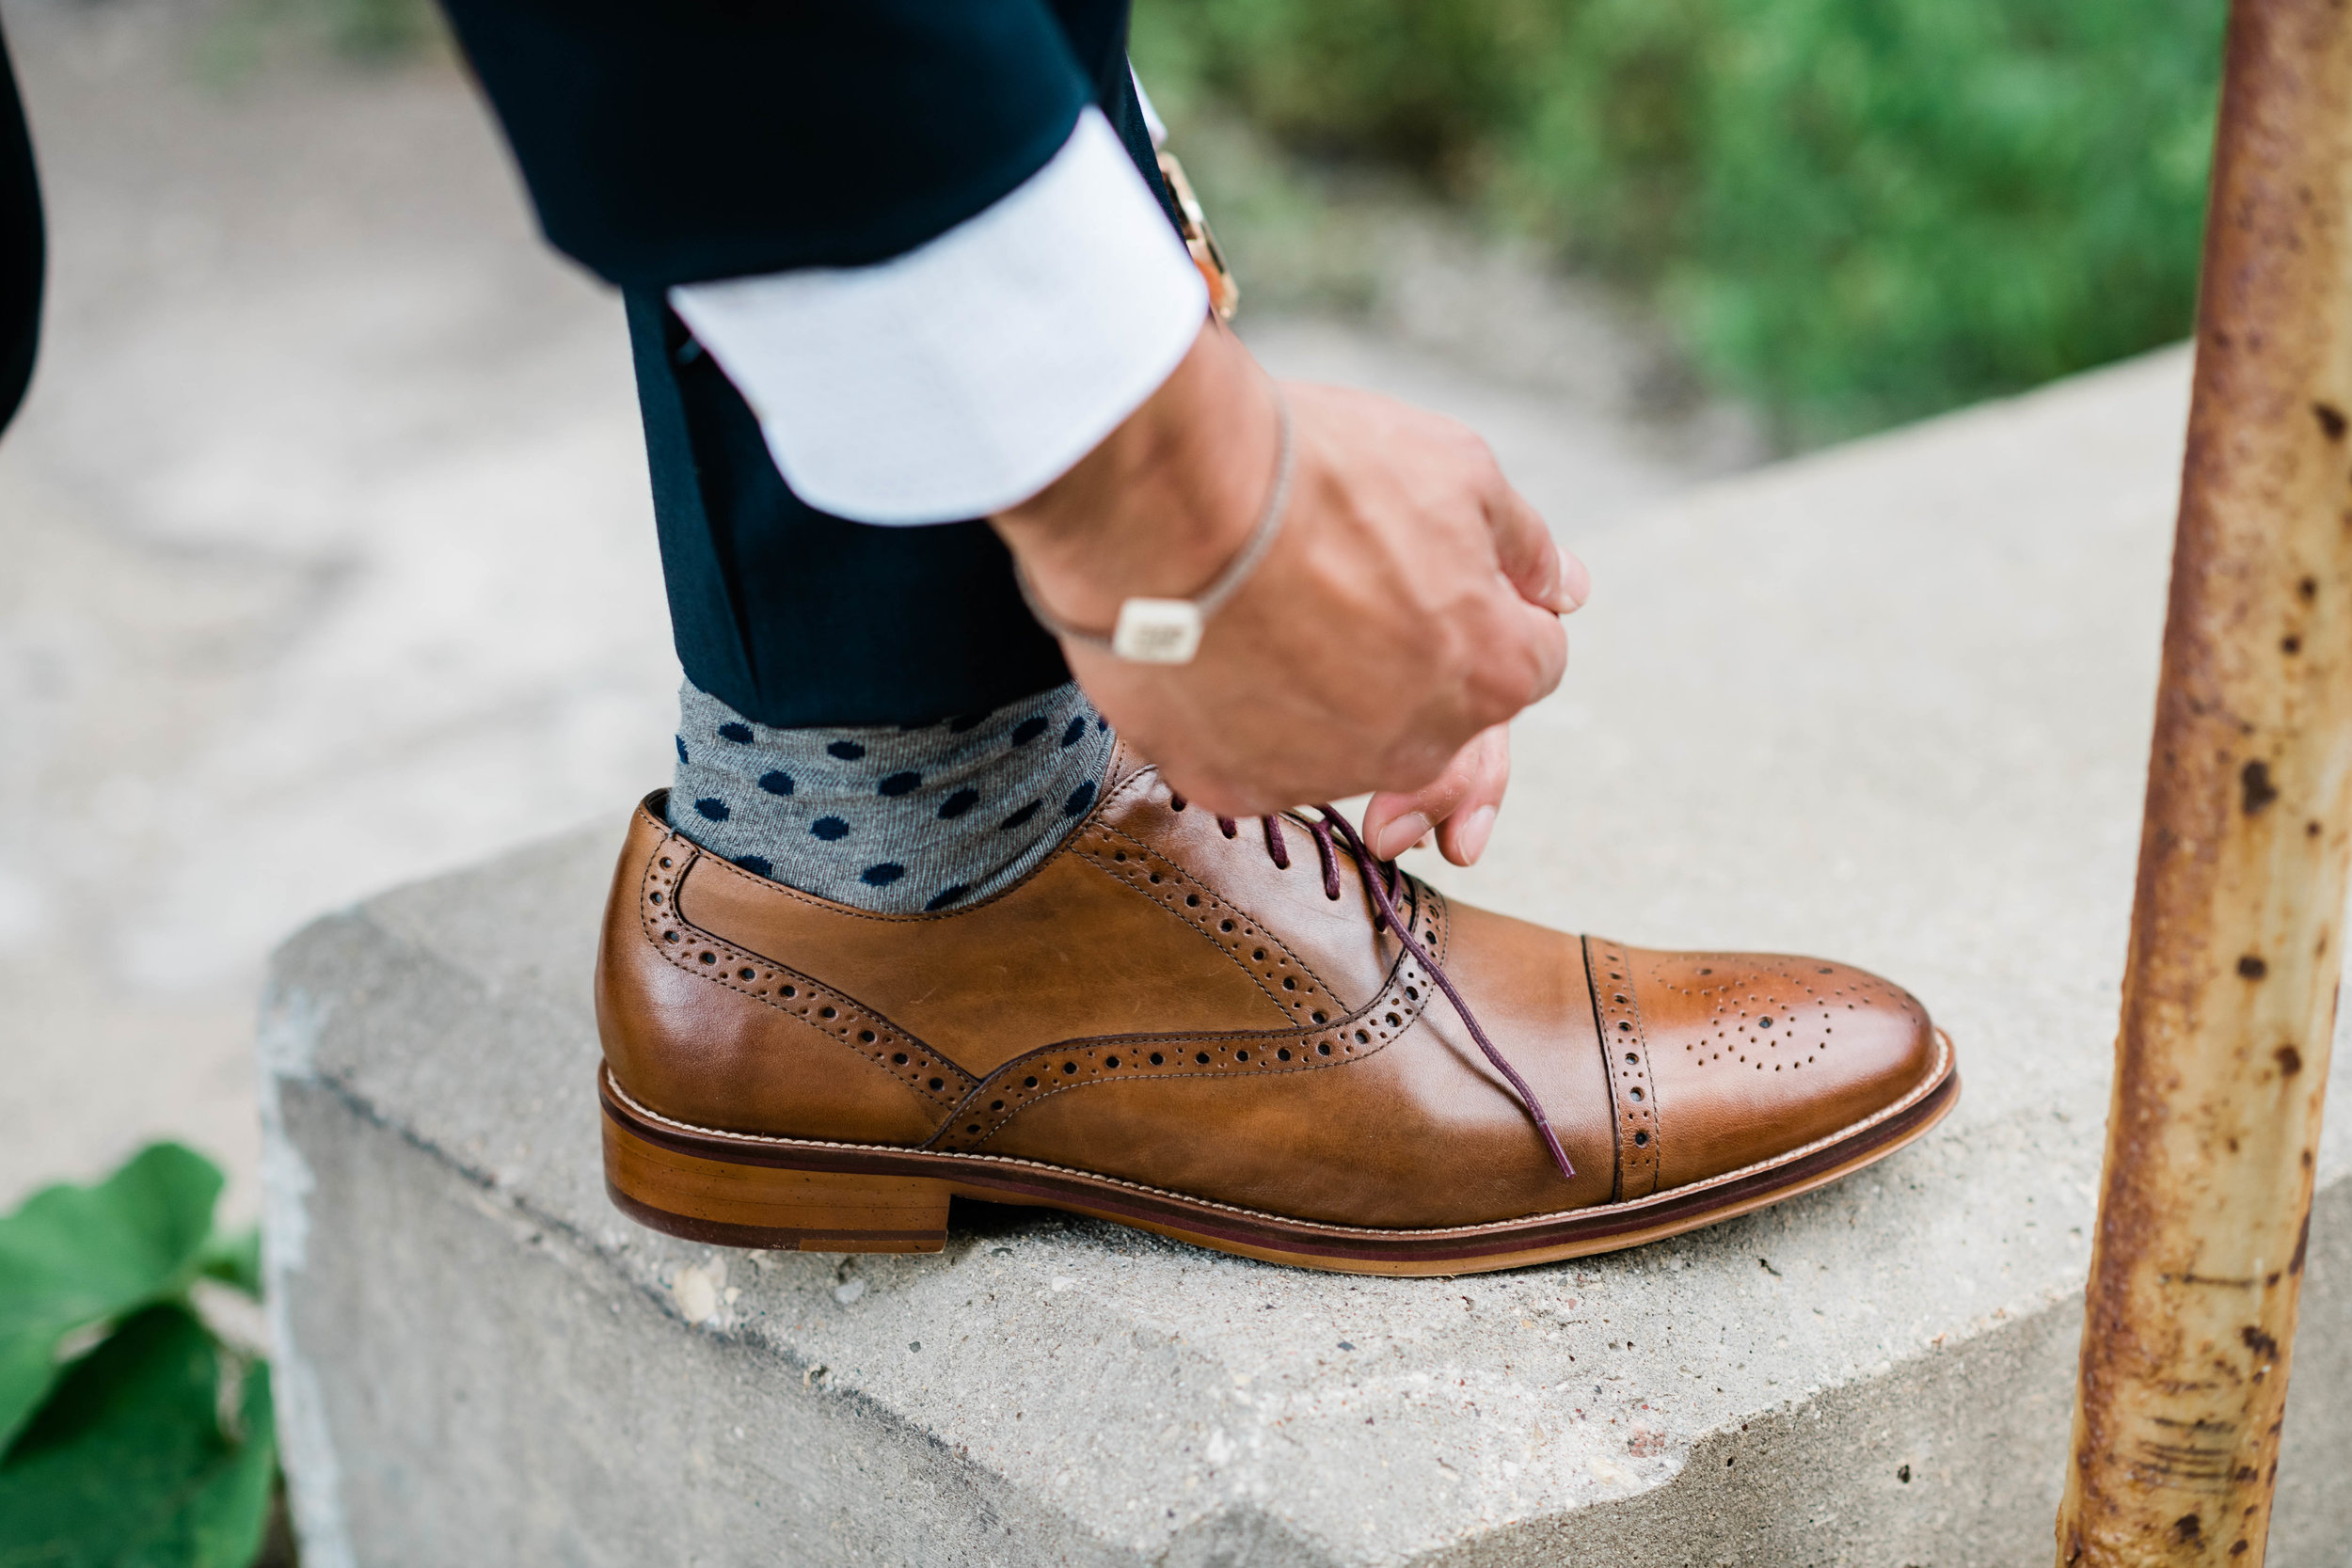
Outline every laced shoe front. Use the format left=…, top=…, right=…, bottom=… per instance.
left=596, top=744, right=1957, bottom=1274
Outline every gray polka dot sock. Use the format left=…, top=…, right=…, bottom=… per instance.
left=668, top=679, right=1117, bottom=913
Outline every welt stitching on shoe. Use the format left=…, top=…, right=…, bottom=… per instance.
left=920, top=911, right=1449, bottom=1151
left=1587, top=937, right=1661, bottom=1200
left=606, top=1025, right=1953, bottom=1240
left=638, top=839, right=973, bottom=1110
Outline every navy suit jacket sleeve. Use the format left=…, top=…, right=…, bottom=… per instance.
left=437, top=0, right=1156, bottom=290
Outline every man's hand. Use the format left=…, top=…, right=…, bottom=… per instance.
left=1361, top=722, right=1512, bottom=865
left=993, top=318, right=1585, bottom=823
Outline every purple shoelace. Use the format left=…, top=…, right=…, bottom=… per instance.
left=1168, top=792, right=1576, bottom=1183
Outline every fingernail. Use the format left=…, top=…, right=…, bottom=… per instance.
left=1555, top=550, right=1592, bottom=613
left=1455, top=805, right=1498, bottom=864
left=1373, top=812, right=1431, bottom=862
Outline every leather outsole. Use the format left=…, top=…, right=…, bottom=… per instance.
left=598, top=1032, right=1958, bottom=1277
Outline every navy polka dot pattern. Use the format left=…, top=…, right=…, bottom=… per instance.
left=668, top=677, right=1114, bottom=914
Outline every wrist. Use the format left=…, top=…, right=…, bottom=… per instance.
left=991, top=317, right=1282, bottom=628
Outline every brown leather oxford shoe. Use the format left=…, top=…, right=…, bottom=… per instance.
left=596, top=747, right=1957, bottom=1275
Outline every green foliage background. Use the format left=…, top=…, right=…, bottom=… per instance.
left=1133, top=0, right=2228, bottom=440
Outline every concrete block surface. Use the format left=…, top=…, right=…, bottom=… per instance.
left=262, top=349, right=2352, bottom=1565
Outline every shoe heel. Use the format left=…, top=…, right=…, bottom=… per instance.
left=603, top=1115, right=949, bottom=1253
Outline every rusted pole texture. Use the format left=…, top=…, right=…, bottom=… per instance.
left=2057, top=0, right=2352, bottom=1561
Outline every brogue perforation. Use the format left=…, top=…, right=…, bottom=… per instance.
left=1586, top=934, right=1661, bottom=1201
left=924, top=909, right=1450, bottom=1152
left=638, top=840, right=975, bottom=1112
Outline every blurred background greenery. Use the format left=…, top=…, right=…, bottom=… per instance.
left=1131, top=0, right=2227, bottom=444
left=252, top=0, right=2230, bottom=447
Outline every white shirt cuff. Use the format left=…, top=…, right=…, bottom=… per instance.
left=669, top=106, right=1209, bottom=526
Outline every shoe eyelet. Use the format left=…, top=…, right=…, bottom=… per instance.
left=1024, top=1076, right=1039, bottom=1088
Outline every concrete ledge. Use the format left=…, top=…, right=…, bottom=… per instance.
left=262, top=348, right=2352, bottom=1565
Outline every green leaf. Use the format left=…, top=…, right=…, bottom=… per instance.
left=195, top=1227, right=262, bottom=1300
left=0, top=1304, right=276, bottom=1568
left=0, top=1144, right=225, bottom=1450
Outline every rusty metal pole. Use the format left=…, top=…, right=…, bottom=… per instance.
left=2056, top=0, right=2352, bottom=1560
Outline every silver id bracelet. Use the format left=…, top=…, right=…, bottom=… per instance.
left=1015, top=390, right=1296, bottom=665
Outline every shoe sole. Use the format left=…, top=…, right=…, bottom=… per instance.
left=599, top=1031, right=1958, bottom=1276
